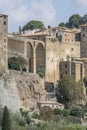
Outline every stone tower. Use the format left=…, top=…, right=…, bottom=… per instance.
left=0, top=14, right=8, bottom=71
left=80, top=24, right=87, bottom=58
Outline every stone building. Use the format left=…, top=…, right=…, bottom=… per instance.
left=8, top=27, right=80, bottom=83
left=0, top=13, right=85, bottom=84
left=37, top=101, right=64, bottom=110
left=8, top=36, right=45, bottom=74
left=80, top=24, right=87, bottom=58
left=59, top=60, right=85, bottom=82
left=0, top=14, right=8, bottom=71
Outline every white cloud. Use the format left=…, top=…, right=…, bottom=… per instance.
left=74, top=0, right=87, bottom=7
left=0, top=0, right=56, bottom=32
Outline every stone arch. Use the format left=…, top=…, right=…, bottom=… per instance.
left=27, top=42, right=33, bottom=72
left=36, top=43, right=45, bottom=73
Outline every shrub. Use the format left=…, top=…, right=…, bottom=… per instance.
left=54, top=108, right=63, bottom=116
left=31, top=112, right=39, bottom=119
left=8, top=56, right=28, bottom=71
left=18, top=118, right=26, bottom=127
left=70, top=107, right=84, bottom=118
left=39, top=106, right=54, bottom=121
left=2, top=106, right=11, bottom=130
left=37, top=68, right=45, bottom=78
left=54, top=109, right=70, bottom=118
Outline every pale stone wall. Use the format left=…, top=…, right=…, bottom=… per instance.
left=80, top=25, right=87, bottom=57
left=7, top=27, right=80, bottom=83
left=45, top=36, right=80, bottom=83
left=0, top=70, right=46, bottom=112
left=8, top=37, right=25, bottom=57
left=0, top=14, right=8, bottom=70
left=59, top=60, right=84, bottom=82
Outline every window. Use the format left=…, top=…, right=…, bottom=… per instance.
left=60, top=75, right=62, bottom=78
left=83, top=34, right=85, bottom=37
left=4, top=21, right=6, bottom=25
left=4, top=39, right=6, bottom=42
left=71, top=48, right=73, bottom=51
left=65, top=64, right=67, bottom=68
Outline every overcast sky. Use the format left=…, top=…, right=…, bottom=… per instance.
left=0, top=0, right=87, bottom=32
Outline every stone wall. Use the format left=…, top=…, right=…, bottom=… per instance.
left=0, top=70, right=46, bottom=112
left=45, top=36, right=80, bottom=83
left=0, top=14, right=8, bottom=71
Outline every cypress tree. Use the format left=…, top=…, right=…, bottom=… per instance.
left=2, top=106, right=11, bottom=130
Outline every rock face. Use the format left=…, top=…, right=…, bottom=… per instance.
left=0, top=70, right=46, bottom=112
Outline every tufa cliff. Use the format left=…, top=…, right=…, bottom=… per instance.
left=0, top=70, right=46, bottom=112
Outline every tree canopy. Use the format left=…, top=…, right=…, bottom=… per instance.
left=22, top=20, right=45, bottom=31
left=57, top=75, right=83, bottom=106
left=59, top=13, right=87, bottom=28
left=8, top=56, right=28, bottom=71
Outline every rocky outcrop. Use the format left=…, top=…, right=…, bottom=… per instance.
left=0, top=70, right=46, bottom=112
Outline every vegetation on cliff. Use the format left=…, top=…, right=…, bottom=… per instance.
left=0, top=106, right=87, bottom=130
left=8, top=56, right=28, bottom=71
left=56, top=74, right=83, bottom=106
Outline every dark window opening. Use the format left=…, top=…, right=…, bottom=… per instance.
left=60, top=75, right=62, bottom=78
left=71, top=48, right=73, bottom=51
left=83, top=34, right=85, bottom=37
left=65, top=64, right=67, bottom=68
left=4, top=21, right=6, bottom=25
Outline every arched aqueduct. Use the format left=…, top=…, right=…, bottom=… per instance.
left=8, top=37, right=46, bottom=74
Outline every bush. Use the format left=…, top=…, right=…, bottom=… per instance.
left=31, top=112, right=39, bottom=119
left=70, top=107, right=84, bottom=118
left=8, top=56, right=28, bottom=71
left=18, top=118, right=26, bottom=127
left=39, top=106, right=54, bottom=121
left=37, top=68, right=45, bottom=78
left=54, top=109, right=70, bottom=117
left=54, top=108, right=63, bottom=116
left=63, top=109, right=70, bottom=117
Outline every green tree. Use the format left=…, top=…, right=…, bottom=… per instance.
left=22, top=20, right=45, bottom=31
left=58, top=75, right=83, bottom=106
left=81, top=13, right=87, bottom=24
left=8, top=56, right=28, bottom=71
left=48, top=25, right=51, bottom=29
left=2, top=106, right=11, bottom=130
left=68, top=14, right=82, bottom=28
left=59, top=22, right=65, bottom=27
left=59, top=14, right=82, bottom=28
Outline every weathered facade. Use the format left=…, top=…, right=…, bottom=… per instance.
left=0, top=14, right=87, bottom=109
left=59, top=60, right=85, bottom=82
left=1, top=14, right=87, bottom=84
left=80, top=24, right=87, bottom=58
left=8, top=27, right=80, bottom=83
left=0, top=14, right=8, bottom=71
left=8, top=36, right=45, bottom=74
